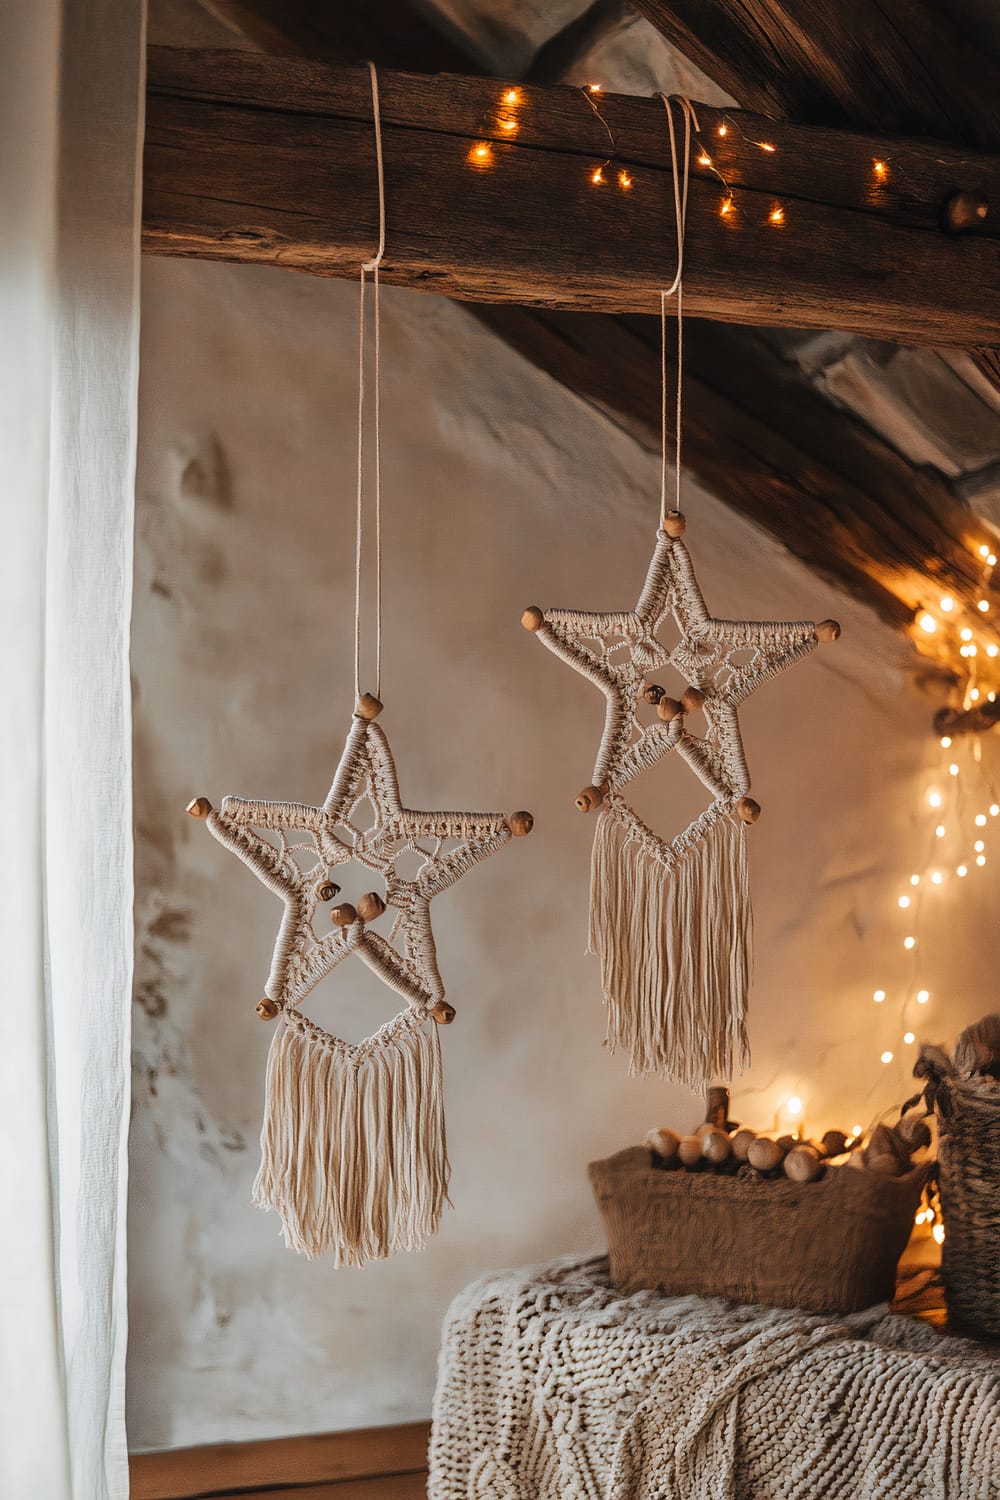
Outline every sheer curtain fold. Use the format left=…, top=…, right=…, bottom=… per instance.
left=0, top=2, right=144, bottom=1496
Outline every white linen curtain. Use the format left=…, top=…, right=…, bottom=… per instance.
left=0, top=1, right=144, bottom=1496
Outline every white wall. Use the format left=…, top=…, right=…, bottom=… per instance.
left=128, top=258, right=999, bottom=1450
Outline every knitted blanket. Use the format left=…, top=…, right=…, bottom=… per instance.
left=429, top=1256, right=1000, bottom=1499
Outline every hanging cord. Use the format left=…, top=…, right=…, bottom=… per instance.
left=355, top=60, right=387, bottom=702
left=656, top=95, right=698, bottom=527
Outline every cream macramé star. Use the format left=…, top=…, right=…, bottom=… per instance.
left=188, top=699, right=532, bottom=1028
left=523, top=511, right=839, bottom=828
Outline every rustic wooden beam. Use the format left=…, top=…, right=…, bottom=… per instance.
left=143, top=46, right=1000, bottom=346
left=629, top=0, right=1000, bottom=394
left=474, top=305, right=1000, bottom=657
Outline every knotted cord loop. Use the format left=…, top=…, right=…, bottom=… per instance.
left=355, top=60, right=387, bottom=701
left=656, top=95, right=698, bottom=527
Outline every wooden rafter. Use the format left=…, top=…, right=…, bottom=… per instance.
left=144, top=47, right=1000, bottom=345
left=629, top=0, right=1000, bottom=390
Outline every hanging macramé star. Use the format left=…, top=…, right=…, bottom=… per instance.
left=188, top=695, right=532, bottom=1263
left=522, top=511, right=838, bottom=1088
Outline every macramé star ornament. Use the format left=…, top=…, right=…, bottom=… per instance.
left=523, top=510, right=839, bottom=1088
left=188, top=694, right=533, bottom=1263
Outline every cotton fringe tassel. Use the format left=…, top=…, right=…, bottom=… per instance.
left=253, top=1009, right=450, bottom=1264
left=589, top=801, right=751, bottom=1087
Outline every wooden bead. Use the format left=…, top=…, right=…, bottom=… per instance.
left=677, top=1134, right=704, bottom=1169
left=357, top=891, right=386, bottom=923
left=731, top=1128, right=756, bottom=1162
left=656, top=697, right=683, bottom=723
left=694, top=1122, right=716, bottom=1140
left=814, top=619, right=841, bottom=643
left=187, top=796, right=213, bottom=819
left=521, top=605, right=546, bottom=632
left=256, top=997, right=279, bottom=1020
left=431, top=1000, right=456, bottom=1025
left=642, top=683, right=666, bottom=705
left=701, top=1127, right=732, bottom=1165
left=509, top=810, right=534, bottom=837
left=330, top=903, right=358, bottom=927
left=820, top=1129, right=848, bottom=1158
left=681, top=685, right=705, bottom=713
left=664, top=510, right=687, bottom=537
left=747, top=1137, right=786, bottom=1173
left=943, top=189, right=989, bottom=233
left=866, top=1152, right=904, bottom=1176
left=736, top=796, right=762, bottom=824
left=784, top=1145, right=823, bottom=1182
left=576, top=784, right=605, bottom=813
left=647, top=1127, right=680, bottom=1163
left=865, top=1122, right=911, bottom=1174
left=315, top=878, right=341, bottom=902
left=355, top=693, right=383, bottom=720
left=776, top=1134, right=798, bottom=1152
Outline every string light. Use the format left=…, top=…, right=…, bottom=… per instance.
left=500, top=118, right=518, bottom=133
left=873, top=989, right=886, bottom=1003
left=719, top=195, right=735, bottom=217
left=904, top=1031, right=915, bottom=1044
left=935, top=824, right=946, bottom=838
left=617, top=169, right=632, bottom=190
left=898, top=895, right=910, bottom=908
left=917, top=990, right=930, bottom=1004
left=978, top=853, right=987, bottom=866
left=989, top=645, right=1000, bottom=657
left=910, top=874, right=920, bottom=886
left=758, top=141, right=776, bottom=153
left=697, top=152, right=712, bottom=167
left=961, top=627, right=974, bottom=641
left=975, top=838, right=985, bottom=850
left=588, top=83, right=601, bottom=93
left=591, top=167, right=605, bottom=185
left=979, top=600, right=990, bottom=612
left=503, top=88, right=519, bottom=105
left=931, top=871, right=943, bottom=885
left=979, top=545, right=991, bottom=558
left=919, top=613, right=936, bottom=633
left=957, top=864, right=968, bottom=877
left=940, top=596, right=955, bottom=612
left=940, top=736, right=952, bottom=748
left=991, top=804, right=999, bottom=816
left=903, top=936, right=916, bottom=950
left=881, top=1050, right=894, bottom=1063
left=928, top=790, right=942, bottom=808
left=949, top=763, right=960, bottom=776
left=933, top=1223, right=945, bottom=1245
left=717, top=122, right=728, bottom=137
left=769, top=205, right=785, bottom=224
left=975, top=813, right=988, bottom=826
left=469, top=142, right=493, bottom=167
left=873, top=159, right=888, bottom=179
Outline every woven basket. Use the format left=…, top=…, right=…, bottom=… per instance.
left=589, top=1146, right=927, bottom=1315
left=935, top=1077, right=1000, bottom=1336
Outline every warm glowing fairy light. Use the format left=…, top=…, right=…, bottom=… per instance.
left=873, top=159, right=888, bottom=179
left=720, top=195, right=735, bottom=217
left=588, top=83, right=601, bottom=92
left=591, top=167, right=605, bottom=184
left=500, top=118, right=518, bottom=132
left=940, top=736, right=952, bottom=748
left=975, top=838, right=986, bottom=851
left=873, top=989, right=886, bottom=1003
left=990, top=554, right=998, bottom=566
left=988, top=645, right=999, bottom=657
left=961, top=627, right=974, bottom=641
left=935, top=824, right=946, bottom=838
left=618, top=169, right=632, bottom=189
left=978, top=854, right=987, bottom=866
left=910, top=874, right=920, bottom=886
left=759, top=141, right=776, bottom=153
left=503, top=88, right=519, bottom=105
left=917, top=989, right=929, bottom=1004
left=904, top=1031, right=915, bottom=1044
left=469, top=142, right=492, bottom=166
left=949, top=763, right=960, bottom=776
left=786, top=1096, right=803, bottom=1116
left=903, top=936, right=916, bottom=950
left=928, top=790, right=942, bottom=807
left=918, top=613, right=937, bottom=633
left=940, top=595, right=955, bottom=612
left=979, top=600, right=990, bottom=612
left=698, top=153, right=712, bottom=166
left=898, top=895, right=910, bottom=908
left=931, top=871, right=943, bottom=885
left=957, top=864, right=968, bottom=877
left=718, top=122, right=728, bottom=136
left=991, top=804, right=999, bottom=816
left=881, top=1050, right=894, bottom=1064
left=769, top=205, right=785, bottom=224
left=970, top=685, right=981, bottom=697
left=933, top=1223, right=945, bottom=1245
left=980, top=545, right=990, bottom=558
left=975, top=813, right=988, bottom=826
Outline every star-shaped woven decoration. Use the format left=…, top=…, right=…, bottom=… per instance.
left=522, top=511, right=839, bottom=1086
left=188, top=697, right=532, bottom=1262
left=188, top=698, right=532, bottom=1031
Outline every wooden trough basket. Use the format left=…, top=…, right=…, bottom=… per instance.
left=589, top=1145, right=927, bottom=1315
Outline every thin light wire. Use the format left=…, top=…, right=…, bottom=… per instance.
left=656, top=95, right=698, bottom=526
left=355, top=60, right=387, bottom=701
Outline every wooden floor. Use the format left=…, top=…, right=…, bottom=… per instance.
left=130, top=1421, right=430, bottom=1500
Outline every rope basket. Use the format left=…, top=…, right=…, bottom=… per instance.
left=934, top=1076, right=1000, bottom=1336
left=590, top=1146, right=927, bottom=1315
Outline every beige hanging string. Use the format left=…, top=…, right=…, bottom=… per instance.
left=355, top=60, right=387, bottom=703
left=656, top=95, right=698, bottom=527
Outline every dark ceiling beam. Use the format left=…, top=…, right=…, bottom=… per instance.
left=144, top=48, right=1000, bottom=345
left=629, top=0, right=1000, bottom=392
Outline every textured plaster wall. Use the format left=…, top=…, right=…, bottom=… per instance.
left=128, top=258, right=1000, bottom=1451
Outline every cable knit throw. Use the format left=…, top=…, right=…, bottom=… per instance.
left=524, top=519, right=837, bottom=1087
left=430, top=1256, right=1000, bottom=1500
